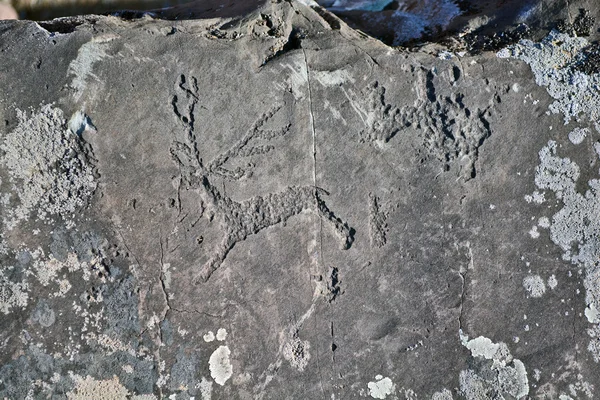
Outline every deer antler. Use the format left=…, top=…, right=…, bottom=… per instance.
left=207, top=105, right=291, bottom=180
left=171, top=74, right=203, bottom=170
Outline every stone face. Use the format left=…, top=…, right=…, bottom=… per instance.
left=1, top=1, right=600, bottom=399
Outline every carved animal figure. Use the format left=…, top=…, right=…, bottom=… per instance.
left=170, top=74, right=354, bottom=283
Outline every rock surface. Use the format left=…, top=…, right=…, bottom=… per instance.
left=1, top=1, right=600, bottom=399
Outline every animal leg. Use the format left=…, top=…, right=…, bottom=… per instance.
left=194, top=234, right=235, bottom=284
left=316, top=194, right=355, bottom=250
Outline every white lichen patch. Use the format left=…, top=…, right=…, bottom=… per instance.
left=208, top=345, right=233, bottom=386
left=587, top=324, right=600, bottom=362
left=55, top=278, right=73, bottom=297
left=538, top=216, right=551, bottom=229
left=461, top=335, right=501, bottom=360
left=529, top=226, right=540, bottom=239
left=177, top=326, right=188, bottom=337
left=525, top=190, right=545, bottom=204
left=32, top=255, right=67, bottom=286
left=91, top=333, right=136, bottom=356
left=532, top=140, right=600, bottom=361
left=66, top=375, right=129, bottom=399
left=196, top=377, right=213, bottom=400
left=548, top=274, right=558, bottom=290
left=523, top=275, right=546, bottom=298
left=29, top=250, right=99, bottom=297
left=568, top=127, right=589, bottom=145
left=402, top=387, right=417, bottom=399
left=459, top=332, right=529, bottom=399
left=367, top=375, right=395, bottom=399
left=0, top=105, right=96, bottom=229
left=500, top=30, right=600, bottom=125
left=155, top=372, right=169, bottom=389
left=216, top=328, right=227, bottom=341
left=586, top=303, right=600, bottom=324
left=203, top=331, right=215, bottom=342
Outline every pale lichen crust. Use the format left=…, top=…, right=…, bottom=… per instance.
left=499, top=28, right=600, bottom=369
left=0, top=104, right=97, bottom=230
left=499, top=30, right=600, bottom=127
left=459, top=333, right=529, bottom=399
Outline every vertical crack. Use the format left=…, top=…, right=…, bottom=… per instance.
left=458, top=270, right=467, bottom=332
left=155, top=233, right=170, bottom=399
left=302, top=45, right=323, bottom=264
left=158, top=234, right=172, bottom=318
left=286, top=5, right=330, bottom=397
left=301, top=37, right=327, bottom=400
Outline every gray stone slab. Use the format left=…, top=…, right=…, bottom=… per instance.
left=1, top=1, right=600, bottom=399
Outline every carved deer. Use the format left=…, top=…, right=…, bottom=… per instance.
left=170, top=74, right=354, bottom=283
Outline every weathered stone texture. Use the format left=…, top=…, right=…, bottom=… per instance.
left=1, top=1, right=600, bottom=399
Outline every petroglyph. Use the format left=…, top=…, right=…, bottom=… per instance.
left=368, top=192, right=388, bottom=248
left=4, top=3, right=600, bottom=397
left=170, top=74, right=354, bottom=283
left=400, top=69, right=493, bottom=179
left=282, top=333, right=310, bottom=371
left=347, top=81, right=401, bottom=144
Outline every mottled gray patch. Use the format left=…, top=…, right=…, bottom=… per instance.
left=103, top=275, right=141, bottom=340
left=169, top=351, right=200, bottom=394
left=160, top=318, right=174, bottom=347
left=50, top=229, right=108, bottom=264
left=0, top=345, right=58, bottom=399
left=432, top=388, right=453, bottom=400
left=31, top=299, right=56, bottom=327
